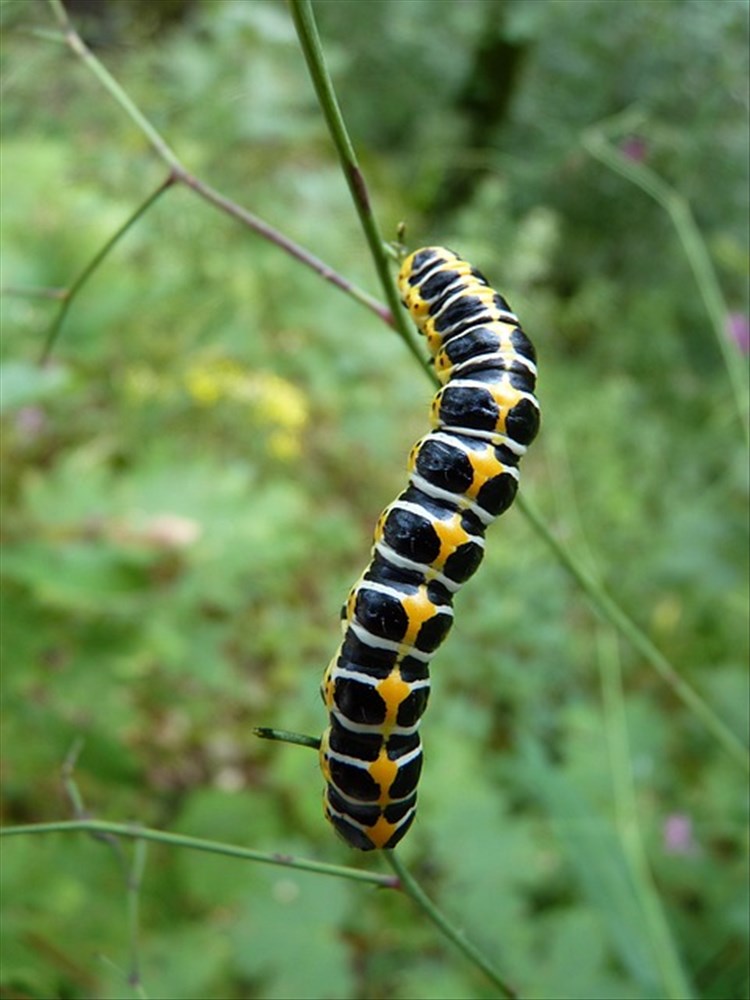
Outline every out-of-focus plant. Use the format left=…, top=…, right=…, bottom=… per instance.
left=1, top=1, right=747, bottom=999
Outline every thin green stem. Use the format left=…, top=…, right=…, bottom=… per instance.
left=517, top=492, right=749, bottom=773
left=250, top=726, right=515, bottom=990
left=61, top=737, right=88, bottom=818
left=545, top=430, right=690, bottom=997
left=288, top=0, right=426, bottom=371
left=96, top=953, right=148, bottom=1000
left=597, top=628, right=694, bottom=999
left=178, top=172, right=392, bottom=325
left=61, top=744, right=148, bottom=996
left=0, top=820, right=398, bottom=888
left=126, top=838, right=148, bottom=998
left=40, top=177, right=174, bottom=364
left=385, top=852, right=518, bottom=999
left=47, top=0, right=182, bottom=172
left=61, top=739, right=128, bottom=867
left=251, top=723, right=515, bottom=992
left=254, top=726, right=321, bottom=750
left=582, top=119, right=749, bottom=447
left=44, top=0, right=390, bottom=331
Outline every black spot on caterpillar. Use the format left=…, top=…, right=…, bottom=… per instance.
left=320, top=246, right=540, bottom=850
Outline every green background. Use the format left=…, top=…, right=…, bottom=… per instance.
left=1, top=1, right=748, bottom=998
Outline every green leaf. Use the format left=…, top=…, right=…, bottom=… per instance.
left=172, top=789, right=289, bottom=906
left=0, top=541, right=150, bottom=613
left=230, top=860, right=355, bottom=1000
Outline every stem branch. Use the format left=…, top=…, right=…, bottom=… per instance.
left=288, top=0, right=425, bottom=369
left=597, top=629, right=693, bottom=999
left=42, top=0, right=390, bottom=350
left=517, top=493, right=749, bottom=772
left=0, top=820, right=398, bottom=888
left=386, top=852, right=518, bottom=998
left=582, top=114, right=749, bottom=446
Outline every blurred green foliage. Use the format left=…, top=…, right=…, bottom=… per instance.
left=1, top=1, right=748, bottom=998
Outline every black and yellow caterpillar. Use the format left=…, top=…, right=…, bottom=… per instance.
left=319, top=247, right=540, bottom=850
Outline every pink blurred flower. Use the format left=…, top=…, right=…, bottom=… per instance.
left=15, top=405, right=46, bottom=439
left=663, top=813, right=697, bottom=855
left=726, top=312, right=749, bottom=354
left=620, top=136, right=648, bottom=162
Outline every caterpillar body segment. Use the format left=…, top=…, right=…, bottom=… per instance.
left=320, top=246, right=540, bottom=849
left=433, top=324, right=537, bottom=383
left=374, top=491, right=486, bottom=592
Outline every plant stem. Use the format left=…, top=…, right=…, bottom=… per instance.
left=385, top=852, right=518, bottom=998
left=254, top=727, right=321, bottom=750
left=0, top=820, right=399, bottom=888
left=177, top=171, right=392, bottom=324
left=40, top=177, right=174, bottom=364
left=597, top=628, right=693, bottom=1000
left=43, top=0, right=390, bottom=332
left=582, top=118, right=749, bottom=448
left=288, top=0, right=426, bottom=371
left=61, top=743, right=147, bottom=995
left=517, top=492, right=749, bottom=773
left=61, top=738, right=129, bottom=867
left=48, top=0, right=182, bottom=172
left=126, top=838, right=148, bottom=998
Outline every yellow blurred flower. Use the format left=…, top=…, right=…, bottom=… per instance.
left=184, top=358, right=246, bottom=406
left=268, top=429, right=301, bottom=460
left=182, top=357, right=309, bottom=459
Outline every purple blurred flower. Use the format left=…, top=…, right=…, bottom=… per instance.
left=663, top=813, right=696, bottom=855
left=620, top=136, right=648, bottom=162
left=726, top=312, right=749, bottom=354
left=15, top=405, right=46, bottom=439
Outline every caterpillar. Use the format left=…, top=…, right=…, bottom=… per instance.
left=319, top=246, right=540, bottom=850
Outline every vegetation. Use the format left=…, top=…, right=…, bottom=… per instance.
left=1, top=1, right=748, bottom=998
